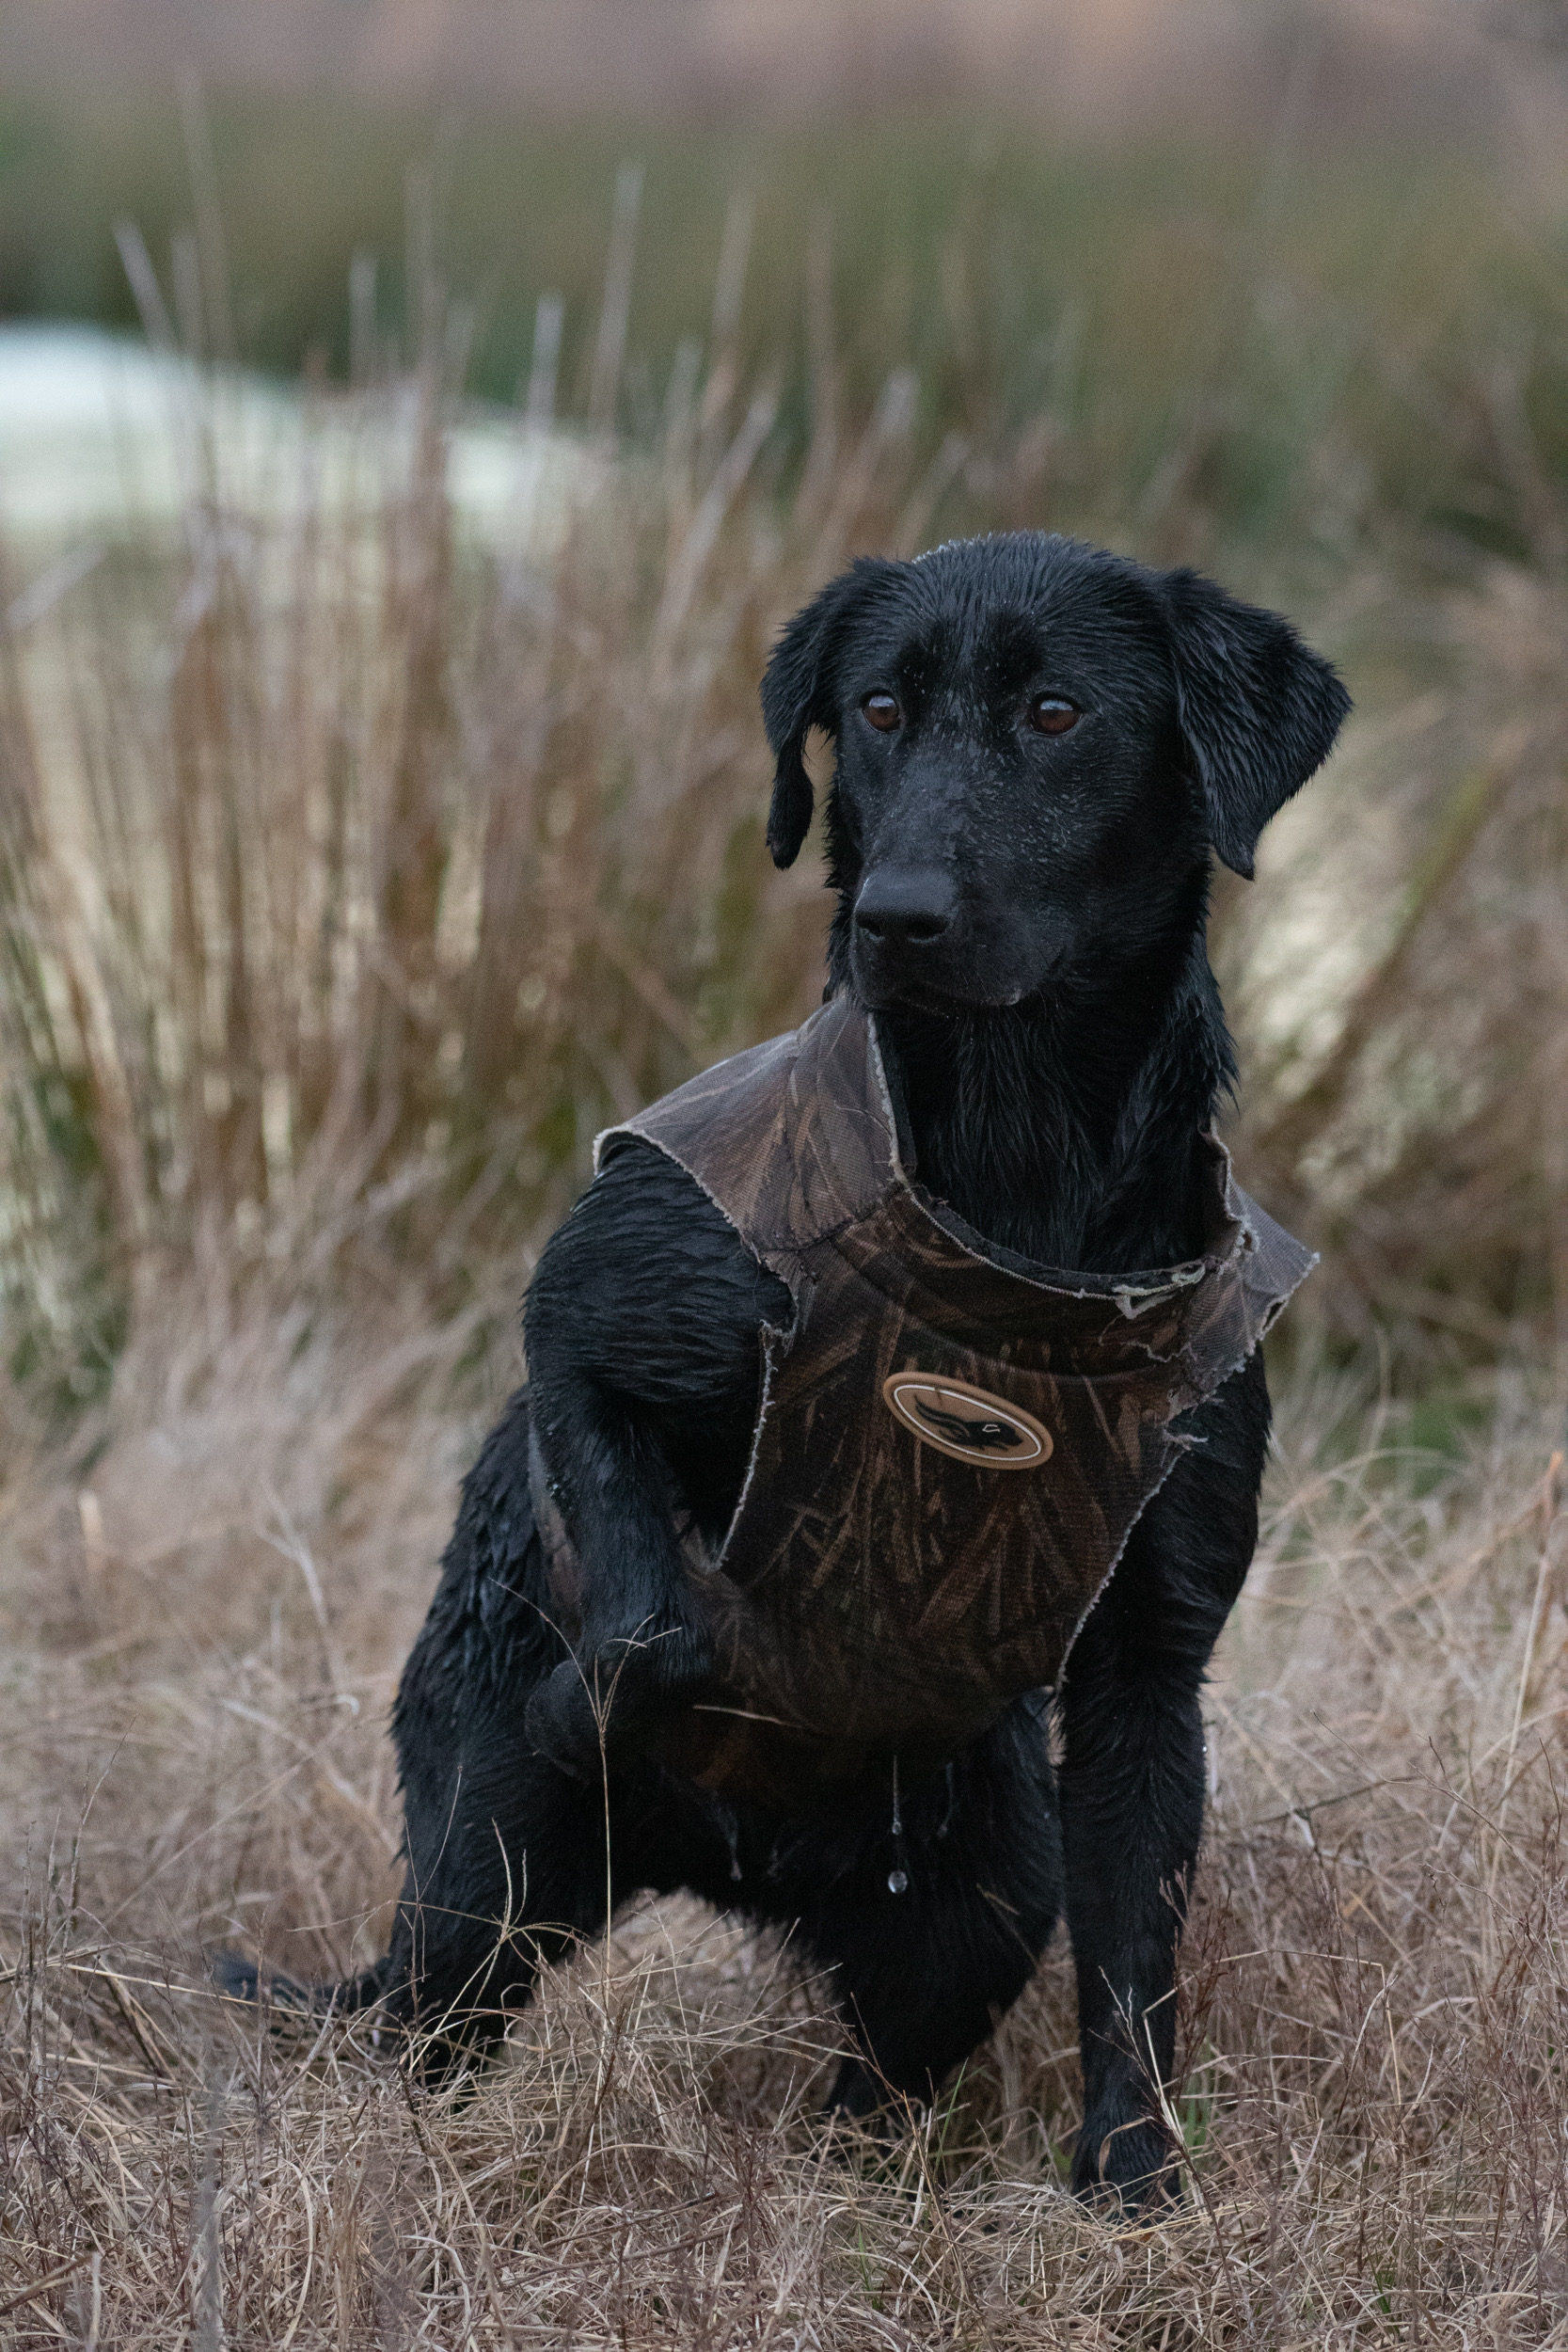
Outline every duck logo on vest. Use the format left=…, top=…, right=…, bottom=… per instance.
left=881, top=1375, right=1053, bottom=1470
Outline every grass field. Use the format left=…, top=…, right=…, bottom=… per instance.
left=3, top=75, right=1568, bottom=2345
left=5, top=1278, right=1565, bottom=2343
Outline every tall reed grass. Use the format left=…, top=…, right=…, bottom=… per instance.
left=3, top=137, right=1567, bottom=1411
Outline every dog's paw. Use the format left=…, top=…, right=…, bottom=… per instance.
left=524, top=1660, right=609, bottom=1779
left=526, top=1618, right=712, bottom=1778
left=1070, top=2112, right=1181, bottom=2214
left=825, top=2055, right=925, bottom=2135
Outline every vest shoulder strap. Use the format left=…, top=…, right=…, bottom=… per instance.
left=595, top=999, right=1316, bottom=1341
left=1230, top=1181, right=1319, bottom=1342
left=594, top=999, right=895, bottom=1280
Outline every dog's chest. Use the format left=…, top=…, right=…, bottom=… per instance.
left=555, top=996, right=1311, bottom=1804
left=650, top=1183, right=1266, bottom=1803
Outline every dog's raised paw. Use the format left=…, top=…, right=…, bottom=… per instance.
left=523, top=1659, right=610, bottom=1779
left=526, top=1618, right=713, bottom=1779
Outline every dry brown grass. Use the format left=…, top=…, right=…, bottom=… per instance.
left=3, top=149, right=1568, bottom=2344
left=2, top=1310, right=1565, bottom=2345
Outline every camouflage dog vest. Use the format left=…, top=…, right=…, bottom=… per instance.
left=537, top=997, right=1313, bottom=1806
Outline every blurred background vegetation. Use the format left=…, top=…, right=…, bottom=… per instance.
left=2, top=0, right=1567, bottom=1431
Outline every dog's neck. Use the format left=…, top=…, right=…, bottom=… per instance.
left=863, top=930, right=1235, bottom=1278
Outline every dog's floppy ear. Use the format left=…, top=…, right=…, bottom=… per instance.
left=761, top=558, right=898, bottom=868
left=1162, top=568, right=1350, bottom=880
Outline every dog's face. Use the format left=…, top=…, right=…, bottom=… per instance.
left=760, top=534, right=1348, bottom=1016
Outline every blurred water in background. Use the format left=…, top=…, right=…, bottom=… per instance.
left=0, top=322, right=593, bottom=563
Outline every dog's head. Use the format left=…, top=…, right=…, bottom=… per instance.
left=760, top=532, right=1348, bottom=1015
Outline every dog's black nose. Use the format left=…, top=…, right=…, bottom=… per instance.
left=854, top=870, right=956, bottom=947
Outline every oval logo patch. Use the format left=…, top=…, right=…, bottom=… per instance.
left=881, top=1375, right=1053, bottom=1470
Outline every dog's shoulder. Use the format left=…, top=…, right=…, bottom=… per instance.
left=526, top=1135, right=794, bottom=1405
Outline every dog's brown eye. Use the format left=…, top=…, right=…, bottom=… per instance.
left=1029, top=696, right=1080, bottom=736
left=863, top=692, right=902, bottom=732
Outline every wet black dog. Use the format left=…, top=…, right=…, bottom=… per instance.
left=218, top=532, right=1346, bottom=2206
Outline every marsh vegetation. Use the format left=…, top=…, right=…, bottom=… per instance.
left=3, top=81, right=1568, bottom=2344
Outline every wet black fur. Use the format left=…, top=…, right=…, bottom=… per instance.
left=214, top=532, right=1346, bottom=2207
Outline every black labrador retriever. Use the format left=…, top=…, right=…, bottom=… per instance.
left=220, top=531, right=1346, bottom=2205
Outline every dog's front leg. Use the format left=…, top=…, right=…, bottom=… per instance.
left=522, top=1140, right=792, bottom=1778
left=1058, top=1356, right=1269, bottom=2207
left=523, top=1366, right=712, bottom=1774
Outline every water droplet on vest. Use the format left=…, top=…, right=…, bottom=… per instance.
left=887, top=1868, right=909, bottom=1895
